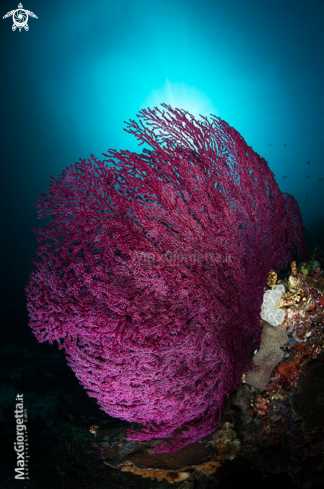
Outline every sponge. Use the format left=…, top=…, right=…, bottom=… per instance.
left=260, top=284, right=285, bottom=326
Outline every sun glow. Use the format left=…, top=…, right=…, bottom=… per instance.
left=142, top=79, right=218, bottom=119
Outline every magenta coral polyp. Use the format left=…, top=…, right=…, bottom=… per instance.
left=26, top=105, right=306, bottom=452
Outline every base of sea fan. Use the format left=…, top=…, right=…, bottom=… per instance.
left=93, top=429, right=225, bottom=483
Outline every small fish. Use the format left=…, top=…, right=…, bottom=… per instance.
left=306, top=175, right=310, bottom=179
left=283, top=176, right=287, bottom=179
left=319, top=178, right=324, bottom=182
left=307, top=161, right=311, bottom=164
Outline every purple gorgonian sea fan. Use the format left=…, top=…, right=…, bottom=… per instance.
left=26, top=104, right=306, bottom=452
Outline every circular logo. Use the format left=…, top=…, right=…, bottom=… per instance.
left=12, top=8, right=28, bottom=30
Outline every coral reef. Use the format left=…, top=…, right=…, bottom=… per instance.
left=238, top=255, right=324, bottom=486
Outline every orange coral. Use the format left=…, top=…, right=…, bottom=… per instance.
left=120, top=459, right=221, bottom=483
left=277, top=361, right=299, bottom=381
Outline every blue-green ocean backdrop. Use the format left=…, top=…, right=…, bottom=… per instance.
left=1, top=0, right=323, bottom=332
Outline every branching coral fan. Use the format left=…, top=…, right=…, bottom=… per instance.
left=26, top=105, right=306, bottom=452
